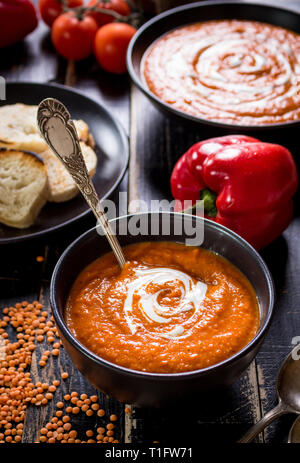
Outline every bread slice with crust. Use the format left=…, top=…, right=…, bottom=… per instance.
left=40, top=142, right=97, bottom=203
left=0, top=103, right=94, bottom=152
left=0, top=104, right=46, bottom=153
left=0, top=149, right=48, bottom=228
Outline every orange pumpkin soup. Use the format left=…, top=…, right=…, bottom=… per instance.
left=65, top=242, right=259, bottom=373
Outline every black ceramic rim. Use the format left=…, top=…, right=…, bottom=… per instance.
left=0, top=82, right=129, bottom=244
left=127, top=0, right=300, bottom=131
left=50, top=212, right=275, bottom=381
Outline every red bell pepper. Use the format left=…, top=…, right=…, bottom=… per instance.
left=0, top=0, right=38, bottom=48
left=171, top=135, right=298, bottom=250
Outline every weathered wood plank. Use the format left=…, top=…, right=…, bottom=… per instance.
left=0, top=240, right=47, bottom=281
left=74, top=60, right=130, bottom=132
left=255, top=216, right=300, bottom=442
left=0, top=22, right=65, bottom=84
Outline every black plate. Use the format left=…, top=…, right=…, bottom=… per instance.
left=127, top=0, right=300, bottom=132
left=0, top=82, right=129, bottom=244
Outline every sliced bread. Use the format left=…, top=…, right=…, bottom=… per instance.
left=40, top=142, right=98, bottom=203
left=0, top=149, right=48, bottom=228
left=0, top=103, right=93, bottom=152
left=0, top=104, right=46, bottom=153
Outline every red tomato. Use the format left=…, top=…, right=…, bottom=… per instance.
left=87, top=0, right=130, bottom=27
left=39, top=0, right=83, bottom=27
left=94, top=23, right=136, bottom=74
left=52, top=12, right=98, bottom=61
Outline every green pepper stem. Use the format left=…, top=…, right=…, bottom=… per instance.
left=180, top=188, right=217, bottom=217
left=200, top=188, right=218, bottom=218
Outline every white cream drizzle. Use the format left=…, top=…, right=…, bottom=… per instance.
left=123, top=267, right=207, bottom=340
left=183, top=33, right=293, bottom=104
left=229, top=54, right=243, bottom=67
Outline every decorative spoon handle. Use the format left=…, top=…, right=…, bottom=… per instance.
left=37, top=97, right=126, bottom=269
left=238, top=402, right=288, bottom=443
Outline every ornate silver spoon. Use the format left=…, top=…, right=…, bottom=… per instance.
left=37, top=98, right=126, bottom=269
left=238, top=346, right=300, bottom=443
left=288, top=415, right=300, bottom=443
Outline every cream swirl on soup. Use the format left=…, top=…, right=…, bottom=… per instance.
left=143, top=20, right=300, bottom=125
left=123, top=266, right=207, bottom=339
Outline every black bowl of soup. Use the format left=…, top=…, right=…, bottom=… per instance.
left=50, top=212, right=274, bottom=407
left=127, top=0, right=300, bottom=132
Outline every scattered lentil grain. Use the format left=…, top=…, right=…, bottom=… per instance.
left=0, top=300, right=120, bottom=444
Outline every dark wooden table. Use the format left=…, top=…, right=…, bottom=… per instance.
left=1, top=0, right=300, bottom=445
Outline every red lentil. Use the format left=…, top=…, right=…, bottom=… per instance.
left=0, top=300, right=120, bottom=444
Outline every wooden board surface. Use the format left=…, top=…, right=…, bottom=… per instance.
left=1, top=0, right=300, bottom=445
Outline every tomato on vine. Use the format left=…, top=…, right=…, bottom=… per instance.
left=94, top=22, right=136, bottom=74
left=39, top=0, right=83, bottom=27
left=87, top=0, right=131, bottom=27
left=52, top=11, right=98, bottom=61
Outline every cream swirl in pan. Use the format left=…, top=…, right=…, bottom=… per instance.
left=123, top=267, right=207, bottom=339
left=143, top=20, right=300, bottom=125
